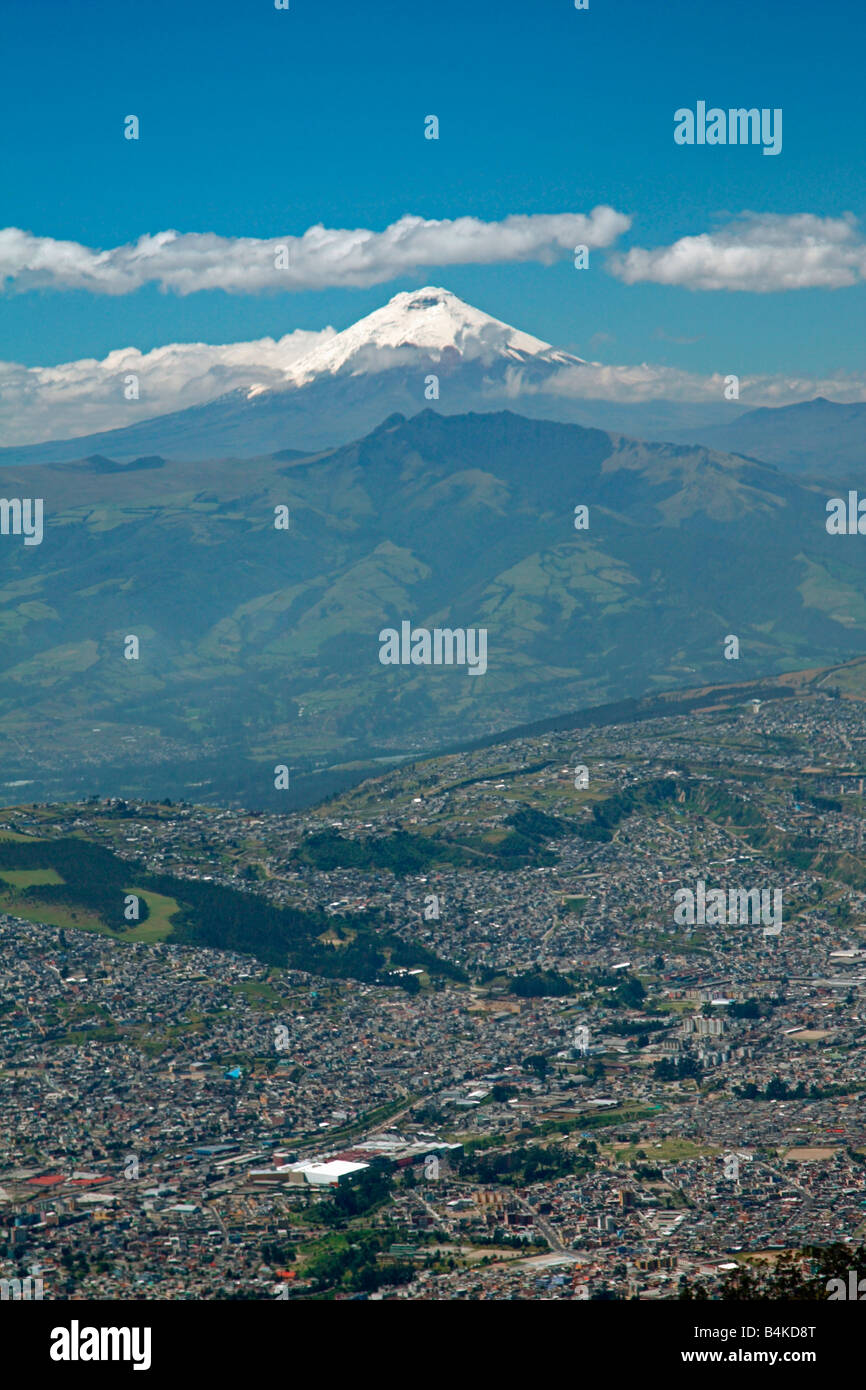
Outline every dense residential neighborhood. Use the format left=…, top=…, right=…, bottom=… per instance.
left=1, top=691, right=865, bottom=1299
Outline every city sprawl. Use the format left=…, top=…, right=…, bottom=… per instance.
left=3, top=687, right=866, bottom=1300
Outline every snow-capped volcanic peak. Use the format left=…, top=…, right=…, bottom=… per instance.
left=281, top=287, right=581, bottom=387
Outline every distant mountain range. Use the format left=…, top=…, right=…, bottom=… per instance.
left=671, top=396, right=866, bottom=480
left=0, top=406, right=863, bottom=806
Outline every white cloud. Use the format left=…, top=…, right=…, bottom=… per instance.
left=0, top=330, right=336, bottom=445
left=608, top=213, right=866, bottom=291
left=0, top=209, right=630, bottom=296
left=4, top=331, right=864, bottom=447
left=536, top=360, right=866, bottom=405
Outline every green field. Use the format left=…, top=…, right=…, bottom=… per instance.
left=0, top=867, right=64, bottom=888
left=0, top=863, right=178, bottom=941
left=0, top=884, right=105, bottom=933
left=119, top=886, right=181, bottom=942
left=230, top=978, right=284, bottom=1008
left=605, top=1137, right=718, bottom=1162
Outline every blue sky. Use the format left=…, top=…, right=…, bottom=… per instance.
left=1, top=0, right=864, bottom=405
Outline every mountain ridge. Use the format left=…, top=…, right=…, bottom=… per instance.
left=0, top=406, right=859, bottom=807
left=671, top=396, right=866, bottom=478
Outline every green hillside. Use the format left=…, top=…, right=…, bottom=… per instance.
left=0, top=409, right=859, bottom=806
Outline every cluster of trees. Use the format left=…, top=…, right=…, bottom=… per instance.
left=506, top=807, right=575, bottom=840
left=304, top=1230, right=413, bottom=1295
left=457, top=1143, right=593, bottom=1186
left=605, top=1018, right=671, bottom=1040
left=633, top=1163, right=664, bottom=1180
left=504, top=964, right=648, bottom=1007
left=140, top=864, right=457, bottom=985
left=296, top=819, right=564, bottom=874
left=653, top=1055, right=703, bottom=1082
left=734, top=1074, right=854, bottom=1101
left=690, top=782, right=762, bottom=828
left=158, top=871, right=358, bottom=970
left=486, top=832, right=558, bottom=867
left=59, top=1244, right=91, bottom=1275
left=316, top=1162, right=394, bottom=1227
left=0, top=838, right=151, bottom=927
left=606, top=974, right=646, bottom=1010
left=726, top=998, right=775, bottom=1019
left=680, top=1244, right=866, bottom=1300
left=511, top=969, right=575, bottom=998
left=805, top=792, right=843, bottom=813
left=574, top=778, right=682, bottom=843
left=387, top=934, right=466, bottom=982
left=260, top=1238, right=296, bottom=1268
left=445, top=807, right=573, bottom=870
left=523, top=1052, right=550, bottom=1079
